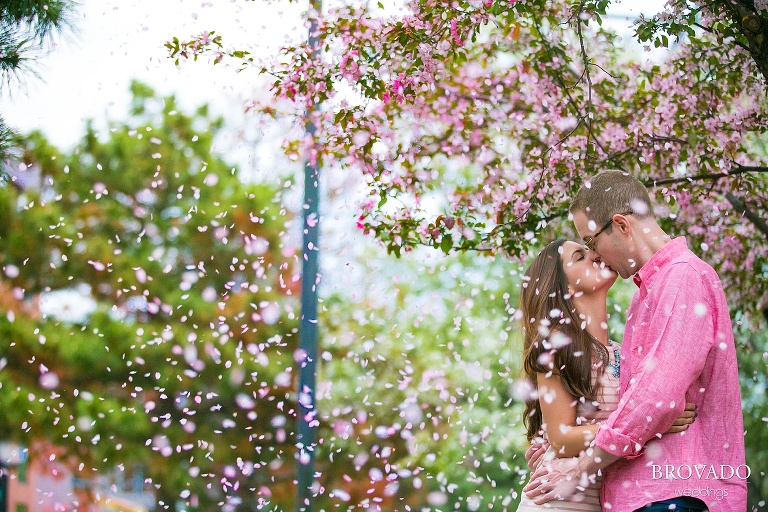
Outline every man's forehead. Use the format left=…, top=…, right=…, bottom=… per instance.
left=571, top=211, right=600, bottom=236
left=571, top=210, right=597, bottom=224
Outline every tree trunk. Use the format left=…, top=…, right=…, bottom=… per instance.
left=725, top=0, right=768, bottom=84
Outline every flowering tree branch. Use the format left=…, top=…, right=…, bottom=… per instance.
left=171, top=0, right=768, bottom=315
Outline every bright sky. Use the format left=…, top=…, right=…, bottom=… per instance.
left=1, top=0, right=305, bottom=151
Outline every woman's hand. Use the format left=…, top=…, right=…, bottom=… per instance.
left=665, top=402, right=697, bottom=434
left=524, top=437, right=549, bottom=470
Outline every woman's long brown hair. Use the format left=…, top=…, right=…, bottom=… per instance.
left=519, top=239, right=609, bottom=442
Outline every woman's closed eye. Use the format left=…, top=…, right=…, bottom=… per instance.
left=571, top=249, right=586, bottom=261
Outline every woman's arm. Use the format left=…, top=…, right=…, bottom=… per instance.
left=535, top=372, right=698, bottom=460
left=536, top=372, right=599, bottom=458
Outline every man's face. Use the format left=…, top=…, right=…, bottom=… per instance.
left=572, top=210, right=636, bottom=279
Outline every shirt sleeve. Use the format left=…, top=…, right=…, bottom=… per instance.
left=594, top=263, right=714, bottom=459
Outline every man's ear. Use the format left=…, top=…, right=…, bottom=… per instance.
left=613, top=214, right=631, bottom=233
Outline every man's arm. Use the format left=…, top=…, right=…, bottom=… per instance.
left=592, top=264, right=714, bottom=459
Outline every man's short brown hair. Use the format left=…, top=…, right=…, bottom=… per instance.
left=569, top=170, right=654, bottom=225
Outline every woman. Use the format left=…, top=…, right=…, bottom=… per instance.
left=515, top=240, right=694, bottom=511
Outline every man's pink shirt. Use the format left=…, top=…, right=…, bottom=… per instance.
left=595, top=237, right=747, bottom=511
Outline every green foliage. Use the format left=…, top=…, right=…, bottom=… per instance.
left=0, top=81, right=300, bottom=511
left=315, top=250, right=531, bottom=510
left=734, top=311, right=768, bottom=504
left=165, top=32, right=253, bottom=70
left=0, top=0, right=72, bottom=36
left=635, top=3, right=722, bottom=50
left=0, top=0, right=76, bottom=158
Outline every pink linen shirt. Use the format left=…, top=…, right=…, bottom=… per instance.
left=595, top=237, right=746, bottom=511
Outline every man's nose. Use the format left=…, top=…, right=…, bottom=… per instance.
left=588, top=250, right=601, bottom=263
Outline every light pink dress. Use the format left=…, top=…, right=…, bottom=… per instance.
left=516, top=342, right=620, bottom=512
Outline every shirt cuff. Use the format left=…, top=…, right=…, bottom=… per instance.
left=594, top=424, right=645, bottom=460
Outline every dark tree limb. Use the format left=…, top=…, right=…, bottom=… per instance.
left=645, top=164, right=768, bottom=186
left=725, top=192, right=768, bottom=238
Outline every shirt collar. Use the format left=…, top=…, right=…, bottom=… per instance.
left=632, top=236, right=688, bottom=288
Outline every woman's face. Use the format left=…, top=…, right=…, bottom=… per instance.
left=560, top=240, right=617, bottom=296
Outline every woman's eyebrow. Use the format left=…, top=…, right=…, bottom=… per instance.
left=571, top=248, right=584, bottom=259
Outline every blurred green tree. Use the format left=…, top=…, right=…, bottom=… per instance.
left=734, top=313, right=768, bottom=505
left=0, top=81, right=301, bottom=511
left=315, top=250, right=532, bottom=510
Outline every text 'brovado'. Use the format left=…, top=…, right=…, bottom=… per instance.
left=652, top=465, right=751, bottom=480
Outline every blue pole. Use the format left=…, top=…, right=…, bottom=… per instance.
left=0, top=464, right=7, bottom=512
left=295, top=4, right=321, bottom=510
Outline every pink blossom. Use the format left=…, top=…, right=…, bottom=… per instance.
left=450, top=19, right=463, bottom=46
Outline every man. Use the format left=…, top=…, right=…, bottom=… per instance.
left=523, top=171, right=746, bottom=511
